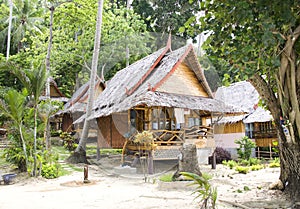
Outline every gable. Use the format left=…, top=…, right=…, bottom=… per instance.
left=156, top=62, right=209, bottom=97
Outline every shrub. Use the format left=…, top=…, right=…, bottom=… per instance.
left=235, top=166, right=249, bottom=174
left=42, top=163, right=60, bottom=179
left=249, top=157, right=261, bottom=166
left=226, top=160, right=237, bottom=169
left=209, top=147, right=232, bottom=164
left=269, top=157, right=280, bottom=168
left=60, top=132, right=77, bottom=152
left=235, top=136, right=256, bottom=160
left=250, top=164, right=264, bottom=171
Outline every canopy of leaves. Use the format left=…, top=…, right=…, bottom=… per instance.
left=192, top=0, right=299, bottom=87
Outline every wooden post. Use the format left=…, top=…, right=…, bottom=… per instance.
left=148, top=150, right=154, bottom=174
left=269, top=143, right=272, bottom=159
left=83, top=164, right=90, bottom=183
left=211, top=150, right=216, bottom=169
left=257, top=147, right=260, bottom=159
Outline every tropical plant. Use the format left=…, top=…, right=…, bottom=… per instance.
left=0, top=0, right=44, bottom=54
left=181, top=172, right=217, bottom=209
left=235, top=166, right=249, bottom=174
left=38, top=100, right=63, bottom=150
left=11, top=65, right=48, bottom=176
left=269, top=157, right=281, bottom=168
left=0, top=88, right=29, bottom=171
left=235, top=136, right=256, bottom=160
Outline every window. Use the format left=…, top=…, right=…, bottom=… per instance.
left=188, top=117, right=201, bottom=128
left=152, top=107, right=176, bottom=130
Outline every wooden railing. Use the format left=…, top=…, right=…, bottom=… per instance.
left=184, top=125, right=213, bottom=140
left=246, top=129, right=277, bottom=139
left=152, top=130, right=184, bottom=146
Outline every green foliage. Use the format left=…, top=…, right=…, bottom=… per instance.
left=41, top=163, right=60, bottom=179
left=180, top=172, right=217, bottom=209
left=99, top=148, right=122, bottom=155
left=235, top=136, right=256, bottom=160
left=159, top=173, right=173, bottom=182
left=250, top=164, right=264, bottom=171
left=269, top=157, right=280, bottom=168
left=132, top=0, right=201, bottom=41
left=222, top=160, right=237, bottom=169
left=235, top=166, right=249, bottom=174
left=2, top=138, right=27, bottom=172
left=239, top=157, right=261, bottom=166
left=243, top=186, right=251, bottom=191
left=60, top=132, right=77, bottom=152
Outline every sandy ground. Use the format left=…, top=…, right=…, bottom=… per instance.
left=0, top=156, right=293, bottom=209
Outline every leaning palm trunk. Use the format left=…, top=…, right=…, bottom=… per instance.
left=68, top=0, right=104, bottom=163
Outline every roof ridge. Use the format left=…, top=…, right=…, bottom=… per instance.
left=125, top=42, right=172, bottom=96
left=151, top=44, right=193, bottom=91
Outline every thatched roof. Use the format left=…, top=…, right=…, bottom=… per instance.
left=40, top=77, right=69, bottom=102
left=86, top=43, right=240, bottom=121
left=243, top=107, right=273, bottom=123
left=215, top=81, right=273, bottom=124
left=56, top=79, right=105, bottom=115
left=215, top=81, right=259, bottom=112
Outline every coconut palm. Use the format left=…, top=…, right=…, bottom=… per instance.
left=0, top=0, right=44, bottom=54
left=68, top=0, right=104, bottom=163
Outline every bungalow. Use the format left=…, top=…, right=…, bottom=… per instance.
left=214, top=81, right=278, bottom=158
left=87, top=39, right=239, bottom=164
left=55, top=79, right=105, bottom=139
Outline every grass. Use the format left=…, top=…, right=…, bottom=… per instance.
left=159, top=173, right=174, bottom=182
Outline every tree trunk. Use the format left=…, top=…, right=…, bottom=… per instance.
left=44, top=6, right=55, bottom=151
left=249, top=25, right=300, bottom=201
left=68, top=0, right=104, bottom=163
left=279, top=141, right=300, bottom=200
left=33, top=105, right=38, bottom=177
left=19, top=124, right=28, bottom=172
left=6, top=0, right=13, bottom=60
left=172, top=144, right=201, bottom=180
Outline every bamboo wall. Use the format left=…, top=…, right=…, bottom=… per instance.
left=157, top=63, right=209, bottom=97
left=214, top=121, right=245, bottom=134
left=97, top=113, right=128, bottom=149
left=61, top=113, right=73, bottom=132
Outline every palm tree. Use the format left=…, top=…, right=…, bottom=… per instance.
left=68, top=0, right=104, bottom=163
left=0, top=0, right=44, bottom=53
left=0, top=88, right=29, bottom=172
left=6, top=0, right=13, bottom=60
left=11, top=65, right=48, bottom=176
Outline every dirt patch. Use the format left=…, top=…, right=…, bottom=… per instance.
left=60, top=180, right=98, bottom=187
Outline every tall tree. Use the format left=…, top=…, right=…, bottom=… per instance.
left=0, top=0, right=44, bottom=54
left=68, top=0, right=104, bottom=163
left=189, top=0, right=300, bottom=200
left=6, top=0, right=13, bottom=60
